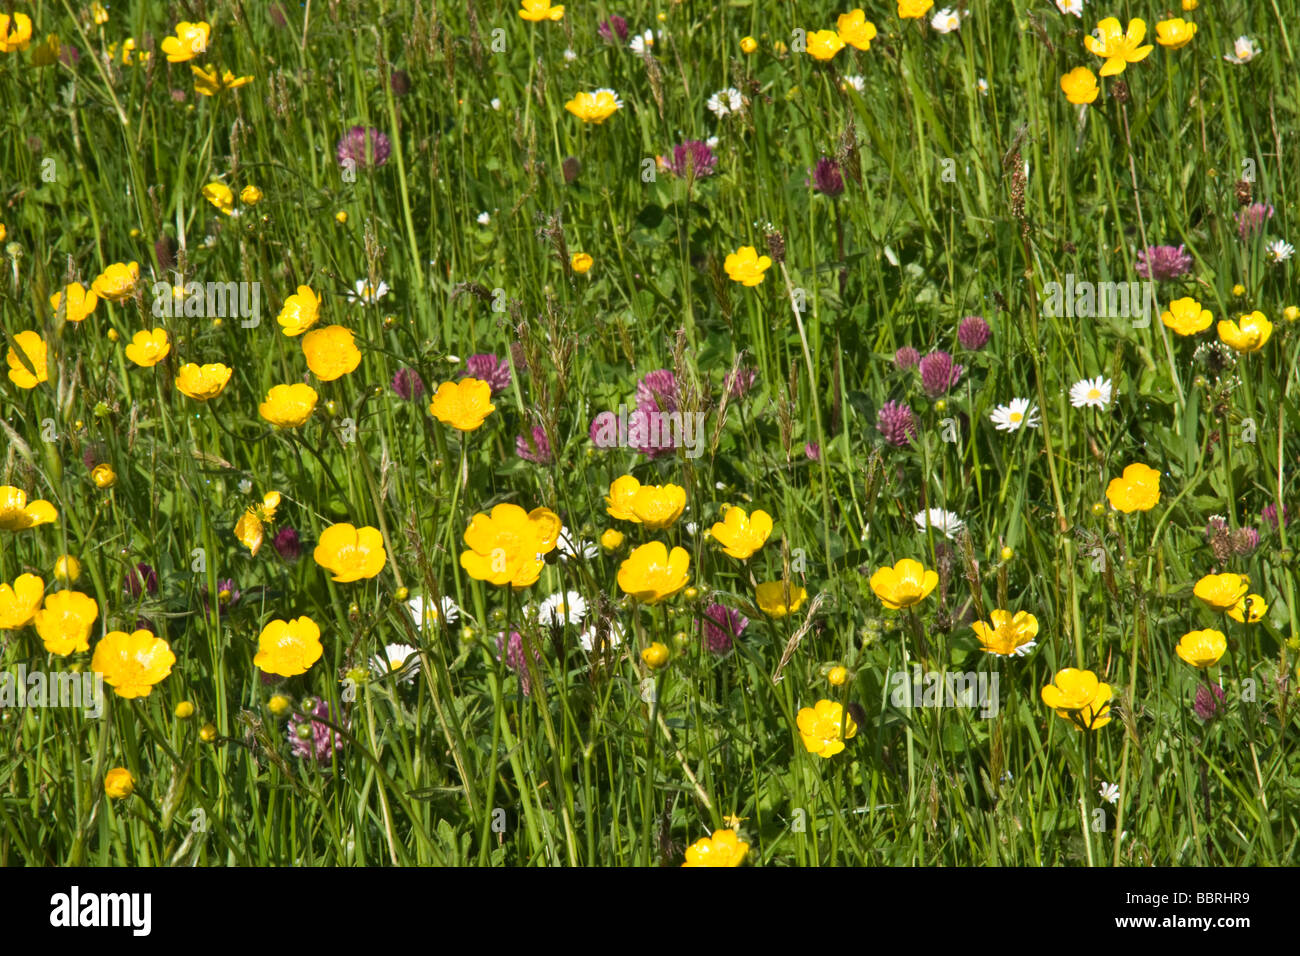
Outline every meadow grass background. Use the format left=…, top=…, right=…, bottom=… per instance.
left=1, top=0, right=1298, bottom=865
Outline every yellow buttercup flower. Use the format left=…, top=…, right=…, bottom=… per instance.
left=869, top=558, right=938, bottom=610
left=259, top=383, right=318, bottom=427
left=240, top=186, right=263, bottom=205
left=641, top=641, right=670, bottom=670
left=836, top=10, right=877, bottom=50
left=429, top=378, right=496, bottom=431
left=605, top=475, right=643, bottom=522
left=617, top=542, right=690, bottom=604
left=724, top=246, right=772, bottom=286
left=1041, top=667, right=1112, bottom=730
left=161, top=21, right=210, bottom=63
left=91, top=629, right=176, bottom=699
left=6, top=331, right=48, bottom=388
left=202, top=182, right=235, bottom=216
left=104, top=768, right=135, bottom=800
left=124, top=328, right=171, bottom=367
left=192, top=64, right=254, bottom=96
left=277, top=285, right=321, bottom=336
left=175, top=363, right=232, bottom=400
left=828, top=665, right=849, bottom=686
left=50, top=282, right=99, bottom=322
left=1176, top=629, right=1226, bottom=667
left=1060, top=67, right=1099, bottom=105
left=565, top=89, right=623, bottom=124
left=33, top=590, right=98, bottom=656
left=313, top=523, right=387, bottom=582
left=755, top=581, right=808, bottom=618
left=253, top=616, right=324, bottom=677
left=460, top=504, right=562, bottom=588
left=682, top=828, right=749, bottom=867
left=302, top=325, right=362, bottom=381
left=740, top=36, right=758, bottom=54
left=1227, top=594, right=1268, bottom=624
left=1193, top=573, right=1250, bottom=611
left=234, top=491, right=282, bottom=556
left=624, top=482, right=687, bottom=529
left=0, top=486, right=57, bottom=531
left=971, top=610, right=1039, bottom=657
left=1155, top=18, right=1197, bottom=49
left=797, top=698, right=858, bottom=758
left=1217, top=312, right=1272, bottom=352
left=1161, top=296, right=1213, bottom=335
left=571, top=252, right=594, bottom=274
left=90, top=464, right=116, bottom=489
left=805, top=29, right=845, bottom=61
left=519, top=0, right=564, bottom=22
left=897, top=0, right=933, bottom=18
left=709, top=506, right=773, bottom=560
left=0, top=12, right=33, bottom=52
left=0, top=574, right=44, bottom=630
left=1105, top=463, right=1161, bottom=513
left=92, top=262, right=139, bottom=302
left=1084, top=17, right=1154, bottom=76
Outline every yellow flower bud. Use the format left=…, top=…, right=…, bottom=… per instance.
left=642, top=641, right=670, bottom=670
left=740, top=36, right=757, bottom=54
left=174, top=701, right=195, bottom=719
left=199, top=723, right=218, bottom=742
left=1232, top=284, right=1245, bottom=297
left=828, top=665, right=848, bottom=686
left=1284, top=306, right=1298, bottom=322
left=104, top=768, right=134, bottom=799
left=91, top=463, right=117, bottom=488
left=240, top=185, right=264, bottom=205
left=268, top=694, right=292, bottom=717
left=600, top=528, right=624, bottom=551
left=1000, top=546, right=1014, bottom=562
left=335, top=210, right=348, bottom=224
left=54, top=554, right=81, bottom=583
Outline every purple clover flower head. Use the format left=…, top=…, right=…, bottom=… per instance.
left=958, top=315, right=990, bottom=351
left=272, top=526, right=302, bottom=561
left=336, top=125, right=391, bottom=171
left=636, top=369, right=679, bottom=413
left=1237, top=203, right=1274, bottom=240
left=516, top=425, right=553, bottom=464
left=1232, top=526, right=1260, bottom=556
left=804, top=441, right=821, bottom=461
left=203, top=578, right=241, bottom=611
left=124, top=563, right=157, bottom=598
left=894, top=347, right=920, bottom=371
left=598, top=15, right=629, bottom=44
left=589, top=411, right=616, bottom=448
left=288, top=699, right=347, bottom=763
left=876, top=400, right=918, bottom=447
left=810, top=157, right=844, bottom=197
left=918, top=350, right=963, bottom=398
left=725, top=366, right=758, bottom=399
left=391, top=367, right=425, bottom=401
left=1194, top=683, right=1226, bottom=722
left=629, top=403, right=678, bottom=458
left=665, top=141, right=717, bottom=179
left=700, top=603, right=748, bottom=655
left=1262, top=503, right=1288, bottom=529
left=1205, top=515, right=1229, bottom=537
left=462, top=354, right=511, bottom=395
left=497, top=630, right=542, bottom=696
left=1134, top=244, right=1193, bottom=281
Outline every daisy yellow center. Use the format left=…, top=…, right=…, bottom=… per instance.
left=1087, top=388, right=1101, bottom=400
left=1009, top=411, right=1022, bottom=423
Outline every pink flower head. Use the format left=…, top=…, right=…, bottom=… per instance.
left=516, top=425, right=553, bottom=464
left=876, top=400, right=917, bottom=447
left=918, top=350, right=963, bottom=398
left=288, top=699, right=347, bottom=763
left=336, top=126, right=391, bottom=170
left=957, top=315, right=990, bottom=350
left=1134, top=244, right=1193, bottom=281
left=700, top=603, right=748, bottom=655
left=462, top=354, right=511, bottom=395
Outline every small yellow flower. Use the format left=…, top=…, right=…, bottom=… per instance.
left=1041, top=667, right=1112, bottom=730
left=1283, top=306, right=1299, bottom=322
left=1060, top=67, right=1099, bottom=105
left=314, top=524, right=387, bottom=583
left=335, top=210, right=348, bottom=224
left=604, top=478, right=688, bottom=529
left=302, top=325, right=362, bottom=381
left=253, top=616, right=324, bottom=676
left=897, top=0, right=934, bottom=19
left=1084, top=17, right=1154, bottom=77
left=1105, top=463, right=1161, bottom=513
left=709, top=506, right=773, bottom=560
left=971, top=610, right=1039, bottom=657
left=1231, top=284, right=1246, bottom=297
left=827, top=665, right=849, bottom=686
left=755, top=581, right=808, bottom=618
left=54, top=555, right=81, bottom=584
left=570, top=252, right=594, bottom=274
left=1176, top=629, right=1226, bottom=667
left=259, top=383, right=318, bottom=427
left=6, top=330, right=49, bottom=388
left=641, top=641, right=670, bottom=670
left=797, top=698, right=858, bottom=757
left=0, top=12, right=33, bottom=52
left=1161, top=296, right=1213, bottom=336
left=1227, top=594, right=1268, bottom=624
left=175, top=363, right=232, bottom=400
left=805, top=29, right=845, bottom=61
left=429, top=378, right=496, bottom=431
left=1217, top=311, right=1272, bottom=352
left=276, top=285, right=321, bottom=336
left=0, top=486, right=58, bottom=531
left=240, top=185, right=263, bottom=205
left=564, top=89, right=623, bottom=124
left=50, top=282, right=99, bottom=322
left=869, top=559, right=938, bottom=610
left=600, top=528, right=625, bottom=551
left=124, top=328, right=171, bottom=367
left=837, top=10, right=877, bottom=50
left=234, top=491, right=282, bottom=556
left=460, top=504, right=562, bottom=588
left=740, top=36, right=758, bottom=54
left=1155, top=18, right=1197, bottom=49
left=1182, top=0, right=1197, bottom=9
left=202, top=182, right=235, bottom=216
left=519, top=0, right=564, bottom=22
left=724, top=246, right=773, bottom=286
left=191, top=64, right=254, bottom=96
left=104, top=768, right=135, bottom=800
left=91, top=3, right=109, bottom=25
left=1194, top=573, right=1250, bottom=611
left=199, top=723, right=218, bottom=742
left=174, top=701, right=195, bottom=719
left=91, top=629, right=177, bottom=699
left=0, top=574, right=45, bottom=630
left=618, top=542, right=690, bottom=604
left=91, top=464, right=116, bottom=489
left=682, top=828, right=749, bottom=867
left=161, top=21, right=211, bottom=63
left=268, top=694, right=292, bottom=717
left=33, top=590, right=98, bottom=655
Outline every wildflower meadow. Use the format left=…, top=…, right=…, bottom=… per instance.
left=1, top=0, right=1298, bottom=878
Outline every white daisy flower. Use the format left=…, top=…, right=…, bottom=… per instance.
left=476, top=211, right=491, bottom=225
left=539, top=590, right=588, bottom=627
left=563, top=48, right=578, bottom=62
left=1054, top=0, right=1083, bottom=17
left=913, top=508, right=966, bottom=540
left=1099, top=781, right=1120, bottom=804
left=977, top=77, right=989, bottom=96
left=407, top=593, right=460, bottom=628
left=629, top=30, right=655, bottom=55
left=372, top=643, right=420, bottom=683
left=705, top=136, right=720, bottom=150
left=1225, top=36, right=1259, bottom=64
left=237, top=478, right=253, bottom=495
left=1267, top=239, right=1294, bottom=263
left=579, top=618, right=625, bottom=653
left=1069, top=376, right=1112, bottom=410
left=707, top=87, right=743, bottom=118
left=557, top=527, right=598, bottom=561
left=490, top=98, right=502, bottom=111
left=930, top=8, right=962, bottom=33
left=842, top=74, right=866, bottom=93
left=989, top=398, right=1040, bottom=432
left=347, top=278, right=390, bottom=305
